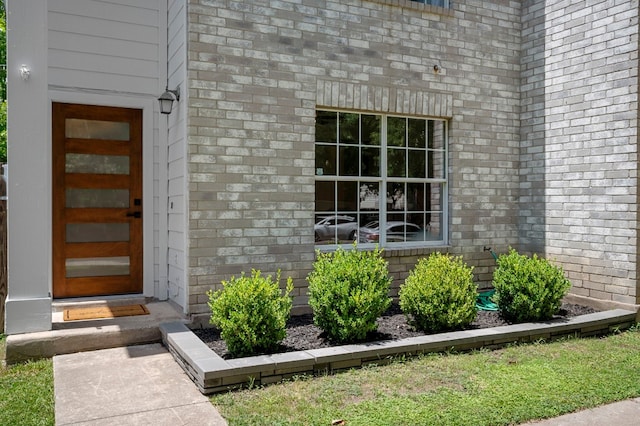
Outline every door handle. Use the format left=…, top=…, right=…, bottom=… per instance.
left=126, top=211, right=142, bottom=218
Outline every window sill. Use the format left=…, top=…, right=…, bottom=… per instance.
left=314, top=243, right=450, bottom=257
left=381, top=245, right=450, bottom=258
left=368, top=0, right=454, bottom=17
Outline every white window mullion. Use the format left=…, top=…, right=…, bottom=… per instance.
left=380, top=116, right=388, bottom=246
left=443, top=121, right=449, bottom=244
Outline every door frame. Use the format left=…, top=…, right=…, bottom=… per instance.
left=48, top=91, right=161, bottom=300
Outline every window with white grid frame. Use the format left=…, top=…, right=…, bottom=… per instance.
left=411, top=0, right=450, bottom=7
left=314, top=110, right=447, bottom=247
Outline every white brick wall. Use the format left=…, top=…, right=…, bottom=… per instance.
left=186, top=0, right=523, bottom=315
left=520, top=0, right=638, bottom=305
left=185, top=0, right=638, bottom=316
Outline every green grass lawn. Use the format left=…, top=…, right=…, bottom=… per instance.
left=1, top=328, right=639, bottom=426
left=211, top=327, right=640, bottom=425
left=0, top=334, right=55, bottom=426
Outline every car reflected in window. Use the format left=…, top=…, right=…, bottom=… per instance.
left=358, top=221, right=426, bottom=243
left=314, top=215, right=359, bottom=244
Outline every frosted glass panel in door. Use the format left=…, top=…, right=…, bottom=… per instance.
left=66, top=189, right=130, bottom=208
left=66, top=257, right=130, bottom=278
left=65, top=154, right=130, bottom=175
left=66, top=223, right=130, bottom=243
left=65, top=119, right=130, bottom=140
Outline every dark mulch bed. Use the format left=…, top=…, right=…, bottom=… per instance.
left=193, top=303, right=599, bottom=360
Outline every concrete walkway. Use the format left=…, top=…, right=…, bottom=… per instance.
left=54, top=343, right=227, bottom=425
left=52, top=344, right=640, bottom=426
left=523, top=398, right=640, bottom=425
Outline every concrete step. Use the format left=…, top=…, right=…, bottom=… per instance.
left=5, top=300, right=187, bottom=364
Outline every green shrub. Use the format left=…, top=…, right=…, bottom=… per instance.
left=208, top=270, right=293, bottom=357
left=492, top=249, right=571, bottom=323
left=399, top=252, right=477, bottom=333
left=307, top=245, right=392, bottom=343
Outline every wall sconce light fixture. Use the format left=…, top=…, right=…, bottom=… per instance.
left=158, top=86, right=180, bottom=114
left=20, top=65, right=31, bottom=81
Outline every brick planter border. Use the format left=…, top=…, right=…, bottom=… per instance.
left=161, top=309, right=637, bottom=394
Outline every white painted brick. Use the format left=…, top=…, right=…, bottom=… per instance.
left=521, top=0, right=638, bottom=304
left=184, top=0, right=638, bottom=314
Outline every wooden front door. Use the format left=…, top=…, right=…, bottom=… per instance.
left=52, top=103, right=143, bottom=298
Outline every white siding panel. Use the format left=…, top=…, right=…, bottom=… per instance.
left=168, top=161, right=184, bottom=186
left=168, top=233, right=185, bottom=252
left=48, top=31, right=157, bottom=61
left=49, top=12, right=158, bottom=44
left=167, top=0, right=188, bottom=312
left=48, top=68, right=158, bottom=95
left=168, top=211, right=185, bottom=231
left=168, top=263, right=185, bottom=301
left=90, top=0, right=161, bottom=10
left=168, top=4, right=186, bottom=67
left=168, top=136, right=185, bottom=162
left=167, top=175, right=185, bottom=199
left=168, top=195, right=185, bottom=214
left=49, top=50, right=158, bottom=79
left=48, top=1, right=161, bottom=96
left=49, top=0, right=159, bottom=26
